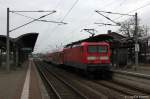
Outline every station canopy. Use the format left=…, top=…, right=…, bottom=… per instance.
left=0, top=33, right=38, bottom=53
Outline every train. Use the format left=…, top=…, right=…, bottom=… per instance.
left=44, top=42, right=111, bottom=77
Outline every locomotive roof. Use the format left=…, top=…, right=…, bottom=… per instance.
left=81, top=42, right=109, bottom=46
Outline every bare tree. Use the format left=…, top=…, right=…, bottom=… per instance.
left=118, top=18, right=149, bottom=38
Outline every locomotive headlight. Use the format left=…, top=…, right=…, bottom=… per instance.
left=87, top=56, right=97, bottom=60
left=99, top=56, right=109, bottom=60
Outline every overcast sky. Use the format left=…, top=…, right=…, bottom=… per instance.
left=1, top=0, right=150, bottom=53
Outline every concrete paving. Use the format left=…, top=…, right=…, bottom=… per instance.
left=0, top=62, right=28, bottom=99
left=0, top=60, right=49, bottom=99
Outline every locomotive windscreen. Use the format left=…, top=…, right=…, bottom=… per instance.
left=88, top=45, right=108, bottom=53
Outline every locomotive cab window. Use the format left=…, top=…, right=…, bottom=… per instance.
left=88, top=45, right=108, bottom=53
left=88, top=46, right=97, bottom=53
left=98, top=46, right=108, bottom=53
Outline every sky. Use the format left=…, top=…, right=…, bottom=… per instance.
left=0, top=0, right=150, bottom=53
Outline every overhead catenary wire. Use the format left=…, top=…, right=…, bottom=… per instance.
left=95, top=10, right=121, bottom=26
left=38, top=0, right=65, bottom=48
left=94, top=10, right=134, bottom=27
left=95, top=10, right=134, bottom=16
left=12, top=12, right=67, bottom=24
left=10, top=10, right=55, bottom=12
left=10, top=11, right=56, bottom=32
left=129, top=2, right=150, bottom=13
left=41, top=0, right=79, bottom=50
left=61, top=0, right=79, bottom=22
left=42, top=0, right=150, bottom=52
left=68, top=0, right=118, bottom=39
left=95, top=1, right=150, bottom=27
left=82, top=0, right=118, bottom=26
left=114, top=1, right=150, bottom=21
left=50, top=0, right=79, bottom=33
left=62, top=0, right=119, bottom=45
left=54, top=0, right=117, bottom=36
left=95, top=22, right=120, bottom=26
left=73, top=0, right=119, bottom=35
left=50, top=0, right=80, bottom=34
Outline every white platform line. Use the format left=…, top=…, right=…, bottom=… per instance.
left=20, top=61, right=31, bottom=99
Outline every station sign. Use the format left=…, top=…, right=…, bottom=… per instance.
left=21, top=48, right=32, bottom=53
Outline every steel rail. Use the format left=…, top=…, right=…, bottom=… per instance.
left=44, top=66, right=89, bottom=99
left=110, top=69, right=150, bottom=95
left=111, top=69, right=150, bottom=80
left=36, top=61, right=88, bottom=99
left=36, top=62, right=62, bottom=99
left=44, top=63, right=126, bottom=99
left=94, top=81, right=145, bottom=96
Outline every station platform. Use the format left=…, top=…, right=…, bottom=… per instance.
left=113, top=64, right=150, bottom=75
left=0, top=59, right=49, bottom=99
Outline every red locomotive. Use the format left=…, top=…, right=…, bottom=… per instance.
left=46, top=42, right=111, bottom=75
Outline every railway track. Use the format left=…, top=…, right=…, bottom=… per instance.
left=111, top=70, right=150, bottom=95
left=50, top=65, right=148, bottom=98
left=36, top=61, right=107, bottom=99
left=94, top=80, right=146, bottom=96
left=35, top=61, right=88, bottom=99
left=112, top=69, right=150, bottom=80
left=35, top=61, right=150, bottom=99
